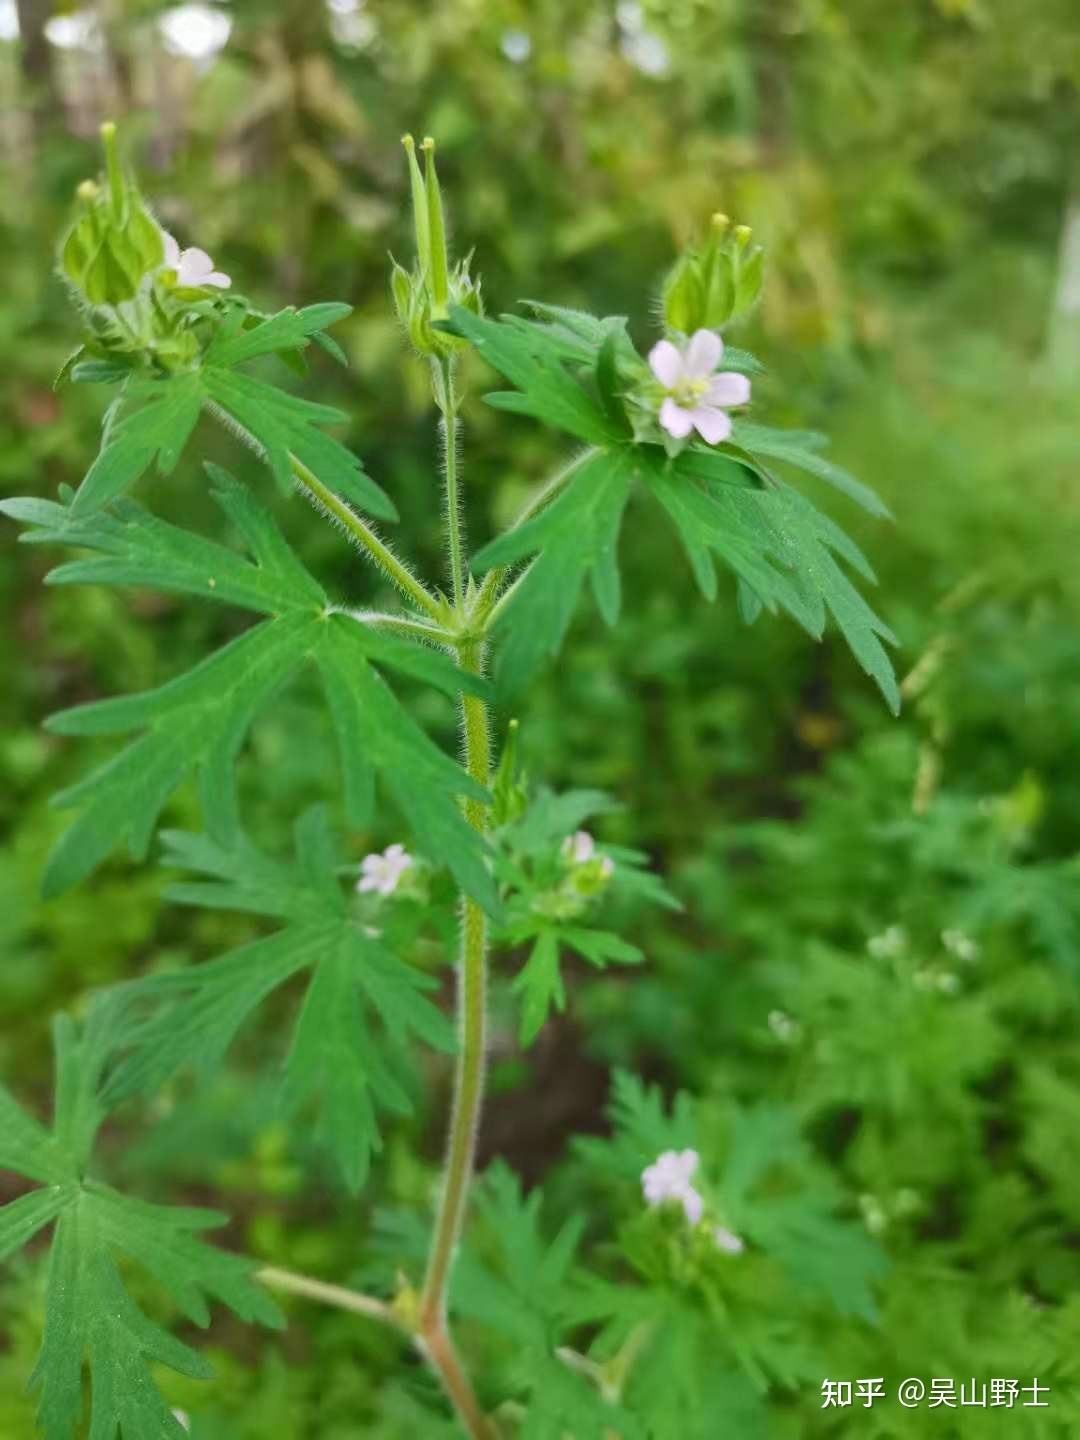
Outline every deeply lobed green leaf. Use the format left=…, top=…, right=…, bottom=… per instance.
left=107, top=813, right=455, bottom=1190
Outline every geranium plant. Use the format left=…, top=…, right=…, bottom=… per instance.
left=0, top=124, right=898, bottom=1438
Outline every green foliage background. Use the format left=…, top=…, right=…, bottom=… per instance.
left=1, top=0, right=1079, bottom=1434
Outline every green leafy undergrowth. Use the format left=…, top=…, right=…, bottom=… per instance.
left=0, top=1011, right=282, bottom=1440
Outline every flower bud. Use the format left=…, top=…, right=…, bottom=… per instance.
left=661, top=212, right=765, bottom=334
left=60, top=122, right=165, bottom=306
left=660, top=253, right=703, bottom=336
left=568, top=856, right=614, bottom=899
left=421, top=137, right=450, bottom=316
left=393, top=134, right=482, bottom=358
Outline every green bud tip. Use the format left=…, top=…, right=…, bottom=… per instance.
left=99, top=119, right=125, bottom=219
left=401, top=133, right=415, bottom=153
left=76, top=179, right=100, bottom=204
left=422, top=135, right=450, bottom=312
left=711, top=212, right=731, bottom=234
left=734, top=224, right=752, bottom=248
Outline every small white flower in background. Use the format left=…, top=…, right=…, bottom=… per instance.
left=942, top=927, right=980, bottom=962
left=936, top=971, right=960, bottom=995
left=867, top=924, right=906, bottom=960
left=767, top=1009, right=800, bottom=1043
left=500, top=28, right=531, bottom=62
left=162, top=231, right=231, bottom=289
left=561, top=829, right=614, bottom=877
left=356, top=842, right=413, bottom=897
left=713, top=1225, right=745, bottom=1255
left=859, top=1193, right=888, bottom=1236
left=641, top=1148, right=704, bottom=1225
left=648, top=330, right=750, bottom=444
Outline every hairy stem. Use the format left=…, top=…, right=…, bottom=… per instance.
left=419, top=1325, right=496, bottom=1440
left=259, top=1266, right=495, bottom=1437
left=204, top=399, right=440, bottom=619
left=436, top=355, right=466, bottom=606
left=345, top=607, right=450, bottom=645
left=257, top=1266, right=404, bottom=1330
left=421, top=639, right=490, bottom=1328
left=290, top=456, right=442, bottom=619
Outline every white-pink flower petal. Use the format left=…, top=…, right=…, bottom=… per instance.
left=648, top=339, right=685, bottom=388
left=689, top=407, right=732, bottom=445
left=562, top=830, right=597, bottom=864
left=713, top=1225, right=745, bottom=1255
left=681, top=1186, right=704, bottom=1226
left=705, top=371, right=751, bottom=408
left=660, top=397, right=695, bottom=439
left=176, top=246, right=231, bottom=289
left=683, top=328, right=724, bottom=379
left=356, top=844, right=414, bottom=897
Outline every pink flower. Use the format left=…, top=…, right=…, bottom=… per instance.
left=357, top=843, right=413, bottom=897
left=561, top=829, right=615, bottom=878
left=713, top=1225, right=745, bottom=1255
left=648, top=329, right=750, bottom=444
left=162, top=231, right=231, bottom=289
left=641, top=1148, right=704, bottom=1226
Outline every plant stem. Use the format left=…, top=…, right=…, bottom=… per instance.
left=290, top=455, right=442, bottom=619
left=257, top=1266, right=404, bottom=1330
left=421, top=638, right=490, bottom=1331
left=204, top=400, right=440, bottom=619
left=436, top=355, right=466, bottom=607
left=419, top=1325, right=496, bottom=1440
left=416, top=381, right=496, bottom=1431
left=259, top=1266, right=495, bottom=1437
left=345, top=607, right=451, bottom=645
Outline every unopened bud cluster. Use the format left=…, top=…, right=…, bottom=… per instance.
left=661, top=213, right=764, bottom=335
left=61, top=124, right=165, bottom=306
left=391, top=136, right=481, bottom=358
left=57, top=123, right=234, bottom=375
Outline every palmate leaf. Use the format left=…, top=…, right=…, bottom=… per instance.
left=472, top=448, right=636, bottom=697
left=18, top=464, right=326, bottom=614
left=647, top=448, right=900, bottom=712
left=732, top=418, right=892, bottom=519
left=5, top=472, right=498, bottom=911
left=448, top=306, right=625, bottom=446
left=452, top=306, right=898, bottom=708
left=0, top=1020, right=281, bottom=1440
left=72, top=372, right=204, bottom=515
left=510, top=927, right=643, bottom=1045
left=107, top=812, right=454, bottom=1190
left=58, top=305, right=394, bottom=521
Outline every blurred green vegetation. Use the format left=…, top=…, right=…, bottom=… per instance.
left=2, top=0, right=1079, bottom=1434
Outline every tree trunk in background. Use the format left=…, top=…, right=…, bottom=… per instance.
left=14, top=0, right=62, bottom=143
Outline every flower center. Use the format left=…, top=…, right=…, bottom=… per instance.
left=672, top=376, right=710, bottom=407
